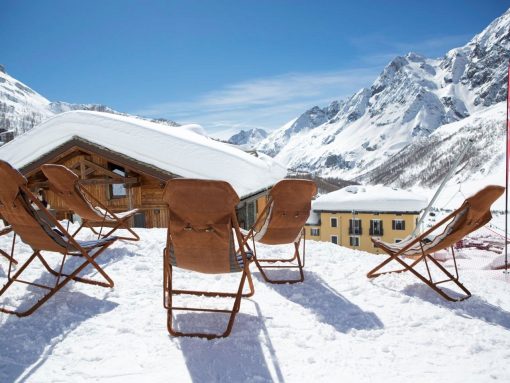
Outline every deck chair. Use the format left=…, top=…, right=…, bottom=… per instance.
left=162, top=179, right=254, bottom=339
left=367, top=185, right=505, bottom=302
left=244, top=179, right=317, bottom=284
left=41, top=164, right=140, bottom=241
left=0, top=160, right=118, bottom=317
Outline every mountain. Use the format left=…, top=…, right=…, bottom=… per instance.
left=257, top=8, right=510, bottom=188
left=0, top=65, right=179, bottom=144
left=228, top=128, right=268, bottom=148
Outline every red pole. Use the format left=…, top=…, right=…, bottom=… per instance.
left=506, top=59, right=510, bottom=272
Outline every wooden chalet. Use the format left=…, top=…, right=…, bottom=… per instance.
left=0, top=111, right=287, bottom=229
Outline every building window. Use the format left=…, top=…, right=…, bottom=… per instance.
left=330, top=217, right=338, bottom=228
left=392, top=219, right=406, bottom=231
left=370, top=219, right=383, bottom=236
left=395, top=239, right=402, bottom=243
left=349, top=219, right=362, bottom=235
left=349, top=236, right=360, bottom=247
left=331, top=235, right=338, bottom=245
left=108, top=163, right=127, bottom=198
left=310, top=228, right=320, bottom=236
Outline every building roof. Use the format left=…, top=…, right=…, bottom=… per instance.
left=312, top=185, right=428, bottom=213
left=0, top=111, right=287, bottom=198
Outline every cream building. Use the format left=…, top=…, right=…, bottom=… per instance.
left=306, top=185, right=428, bottom=254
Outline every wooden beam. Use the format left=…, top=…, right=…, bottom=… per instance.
left=78, top=177, right=139, bottom=185
left=82, top=159, right=126, bottom=180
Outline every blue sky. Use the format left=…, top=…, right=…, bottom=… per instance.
left=1, top=1, right=508, bottom=138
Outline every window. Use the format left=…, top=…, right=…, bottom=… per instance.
left=349, top=219, right=362, bottom=235
left=310, top=228, right=320, bottom=236
left=395, top=239, right=402, bottom=243
left=331, top=235, right=338, bottom=245
left=349, top=236, right=360, bottom=247
left=108, top=163, right=127, bottom=198
left=330, top=217, right=338, bottom=228
left=370, top=219, right=383, bottom=236
left=392, top=219, right=406, bottom=231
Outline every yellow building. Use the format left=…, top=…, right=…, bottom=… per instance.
left=306, top=185, right=427, bottom=254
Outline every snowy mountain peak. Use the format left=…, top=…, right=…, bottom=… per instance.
left=228, top=128, right=268, bottom=148
left=256, top=7, right=510, bottom=187
left=0, top=68, right=180, bottom=144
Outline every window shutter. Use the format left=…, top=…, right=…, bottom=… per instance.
left=358, top=220, right=362, bottom=235
left=369, top=220, right=374, bottom=236
left=349, top=219, right=353, bottom=234
left=380, top=221, right=384, bottom=236
left=402, top=220, right=405, bottom=230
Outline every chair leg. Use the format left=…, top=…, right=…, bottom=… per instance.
left=99, top=219, right=140, bottom=242
left=367, top=249, right=471, bottom=302
left=0, top=248, right=17, bottom=265
left=0, top=244, right=114, bottom=317
left=254, top=234, right=305, bottom=284
left=165, top=264, right=250, bottom=339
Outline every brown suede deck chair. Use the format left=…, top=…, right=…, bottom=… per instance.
left=244, top=179, right=317, bottom=284
left=41, top=164, right=140, bottom=241
left=367, top=185, right=505, bottom=302
left=0, top=160, right=118, bottom=317
left=162, top=179, right=254, bottom=339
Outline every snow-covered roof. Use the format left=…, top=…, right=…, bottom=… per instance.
left=312, top=185, right=428, bottom=213
left=0, top=111, right=288, bottom=198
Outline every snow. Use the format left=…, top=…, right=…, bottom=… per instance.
left=313, top=185, right=428, bottom=212
left=0, top=111, right=287, bottom=198
left=1, top=225, right=509, bottom=382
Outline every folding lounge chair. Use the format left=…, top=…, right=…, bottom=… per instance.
left=0, top=160, right=118, bottom=317
left=367, top=185, right=505, bottom=302
left=162, top=179, right=254, bottom=339
left=244, top=179, right=317, bottom=284
left=41, top=164, right=140, bottom=241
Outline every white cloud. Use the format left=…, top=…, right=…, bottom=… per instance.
left=133, top=68, right=379, bottom=139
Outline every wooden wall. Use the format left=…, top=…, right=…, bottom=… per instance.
left=29, top=149, right=270, bottom=230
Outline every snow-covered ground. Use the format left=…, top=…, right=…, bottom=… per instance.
left=1, top=225, right=510, bottom=382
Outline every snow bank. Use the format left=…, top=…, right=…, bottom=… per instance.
left=313, top=185, right=428, bottom=212
left=1, top=226, right=509, bottom=382
left=0, top=111, right=287, bottom=198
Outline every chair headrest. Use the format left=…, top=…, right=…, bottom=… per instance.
left=0, top=160, right=28, bottom=204
left=163, top=179, right=240, bottom=219
left=41, top=164, right=79, bottom=193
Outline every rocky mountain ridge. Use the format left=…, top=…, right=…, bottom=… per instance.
left=256, top=8, right=510, bottom=188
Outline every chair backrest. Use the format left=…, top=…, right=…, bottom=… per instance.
left=380, top=185, right=505, bottom=255
left=0, top=160, right=71, bottom=253
left=254, top=179, right=317, bottom=245
left=41, top=164, right=103, bottom=221
left=162, top=179, right=241, bottom=274
left=425, top=185, right=504, bottom=253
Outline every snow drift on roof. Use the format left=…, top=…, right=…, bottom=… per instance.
left=0, top=111, right=287, bottom=198
left=313, top=185, right=428, bottom=212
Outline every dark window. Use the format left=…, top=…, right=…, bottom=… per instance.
left=392, top=219, right=406, bottom=231
left=133, top=212, right=146, bottom=228
left=349, top=236, right=360, bottom=247
left=395, top=239, right=402, bottom=243
left=108, top=163, right=127, bottom=198
left=349, top=219, right=362, bottom=235
left=331, top=217, right=338, bottom=228
left=370, top=219, right=383, bottom=236
left=311, top=228, right=320, bottom=236
left=331, top=235, right=338, bottom=244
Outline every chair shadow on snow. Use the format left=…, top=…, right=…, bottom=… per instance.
left=256, top=270, right=383, bottom=333
left=0, top=245, right=125, bottom=383
left=177, top=300, right=285, bottom=383
left=0, top=290, right=118, bottom=383
left=403, top=283, right=510, bottom=330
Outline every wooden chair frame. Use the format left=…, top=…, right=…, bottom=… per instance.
left=163, top=212, right=254, bottom=339
left=367, top=207, right=472, bottom=302
left=0, top=225, right=17, bottom=266
left=244, top=200, right=307, bottom=284
left=0, top=184, right=116, bottom=317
